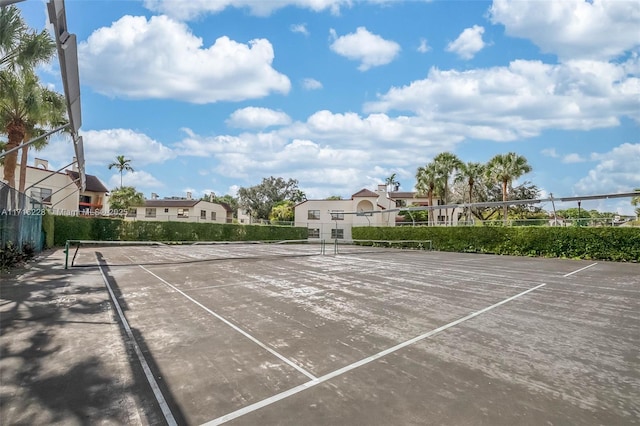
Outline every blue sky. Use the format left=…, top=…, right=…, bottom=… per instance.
left=16, top=0, right=640, bottom=214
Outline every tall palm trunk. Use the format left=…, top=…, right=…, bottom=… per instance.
left=3, top=122, right=25, bottom=208
left=18, top=131, right=33, bottom=209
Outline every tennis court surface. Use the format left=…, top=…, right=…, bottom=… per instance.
left=1, top=243, right=639, bottom=425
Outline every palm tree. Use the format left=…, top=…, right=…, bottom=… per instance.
left=455, top=161, right=485, bottom=222
left=385, top=173, right=400, bottom=192
left=486, top=152, right=532, bottom=224
left=18, top=87, right=67, bottom=197
left=0, top=6, right=56, bottom=71
left=415, top=162, right=440, bottom=226
left=1, top=69, right=40, bottom=194
left=108, top=155, right=134, bottom=188
left=433, top=152, right=462, bottom=225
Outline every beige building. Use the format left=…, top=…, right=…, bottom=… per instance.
left=294, top=184, right=461, bottom=240
left=129, top=193, right=233, bottom=223
left=0, top=158, right=108, bottom=214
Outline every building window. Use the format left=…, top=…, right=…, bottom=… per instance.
left=145, top=208, right=156, bottom=217
left=437, top=199, right=445, bottom=206
left=308, top=210, right=320, bottom=220
left=127, top=208, right=137, bottom=217
left=330, top=210, right=344, bottom=220
left=30, top=187, right=52, bottom=204
left=437, top=215, right=446, bottom=223
left=164, top=208, right=169, bottom=213
left=308, top=228, right=320, bottom=238
left=80, top=195, right=91, bottom=204
left=395, top=199, right=406, bottom=208
left=200, top=210, right=206, bottom=219
left=211, top=211, right=217, bottom=221
left=177, top=208, right=189, bottom=218
left=331, top=228, right=344, bottom=239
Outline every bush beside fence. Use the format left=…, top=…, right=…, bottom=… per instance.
left=52, top=216, right=307, bottom=246
left=353, top=226, right=640, bottom=262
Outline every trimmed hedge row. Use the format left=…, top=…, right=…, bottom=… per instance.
left=52, top=216, right=307, bottom=246
left=352, top=226, right=640, bottom=262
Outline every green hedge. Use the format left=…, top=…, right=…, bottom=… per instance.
left=353, top=226, right=640, bottom=262
left=52, top=216, right=307, bottom=245
left=42, top=211, right=55, bottom=248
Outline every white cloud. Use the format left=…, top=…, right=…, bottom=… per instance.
left=226, top=107, right=292, bottom=129
left=302, top=78, right=323, bottom=90
left=574, top=143, right=640, bottom=194
left=83, top=129, right=174, bottom=166
left=35, top=129, right=174, bottom=171
left=78, top=15, right=290, bottom=103
left=329, top=27, right=401, bottom=71
left=143, top=0, right=351, bottom=19
left=489, top=0, right=640, bottom=61
left=290, top=23, right=309, bottom=36
left=446, top=25, right=486, bottom=60
left=110, top=170, right=164, bottom=190
left=541, top=148, right=559, bottom=158
left=417, top=38, right=431, bottom=53
left=562, top=153, right=587, bottom=163
left=364, top=58, right=640, bottom=139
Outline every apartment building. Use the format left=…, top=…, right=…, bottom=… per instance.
left=294, top=184, right=461, bottom=240
left=0, top=158, right=108, bottom=214
left=128, top=193, right=233, bottom=223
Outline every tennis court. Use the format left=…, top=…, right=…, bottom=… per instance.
left=2, top=243, right=639, bottom=425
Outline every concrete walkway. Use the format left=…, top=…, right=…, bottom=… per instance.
left=0, top=249, right=162, bottom=425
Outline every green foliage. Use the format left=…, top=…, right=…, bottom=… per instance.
left=269, top=200, right=294, bottom=222
left=52, top=215, right=307, bottom=245
left=237, top=176, right=305, bottom=220
left=1, top=241, right=35, bottom=271
left=353, top=226, right=640, bottom=262
left=42, top=210, right=54, bottom=248
left=108, top=186, right=144, bottom=213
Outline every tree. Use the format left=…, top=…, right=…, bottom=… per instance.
left=415, top=162, right=441, bottom=226
left=108, top=186, right=144, bottom=215
left=326, top=195, right=342, bottom=200
left=237, top=176, right=303, bottom=220
left=454, top=161, right=485, bottom=222
left=632, top=189, right=640, bottom=218
left=385, top=173, right=400, bottom=192
left=1, top=69, right=41, bottom=196
left=486, top=152, right=532, bottom=223
left=18, top=86, right=67, bottom=198
left=1, top=7, right=56, bottom=208
left=269, top=200, right=295, bottom=222
left=108, top=155, right=134, bottom=188
left=0, top=6, right=55, bottom=71
left=433, top=152, right=463, bottom=224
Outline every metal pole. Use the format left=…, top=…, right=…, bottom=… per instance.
left=64, top=240, right=69, bottom=269
left=48, top=178, right=80, bottom=208
left=0, top=124, right=69, bottom=159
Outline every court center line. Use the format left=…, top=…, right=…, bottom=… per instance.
left=138, top=265, right=317, bottom=381
left=564, top=262, right=598, bottom=277
left=203, top=282, right=547, bottom=425
left=95, top=258, right=178, bottom=426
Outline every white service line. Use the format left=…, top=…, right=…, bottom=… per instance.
left=203, top=282, right=547, bottom=425
left=95, top=258, right=177, bottom=426
left=563, top=262, right=598, bottom=277
left=138, top=265, right=317, bottom=381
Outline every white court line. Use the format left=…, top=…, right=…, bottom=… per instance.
left=138, top=265, right=317, bottom=381
left=203, top=282, right=547, bottom=425
left=95, top=258, right=177, bottom=426
left=563, top=262, right=598, bottom=277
